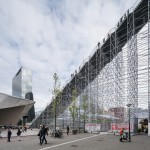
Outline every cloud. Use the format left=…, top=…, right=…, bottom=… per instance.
left=0, top=0, right=136, bottom=111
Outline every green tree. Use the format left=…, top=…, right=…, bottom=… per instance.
left=69, top=89, right=78, bottom=134
left=82, top=95, right=88, bottom=132
left=90, top=102, right=96, bottom=123
left=51, top=73, right=61, bottom=134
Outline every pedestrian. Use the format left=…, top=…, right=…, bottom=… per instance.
left=0, top=128, right=2, bottom=139
left=24, top=126, right=27, bottom=132
left=17, top=127, right=21, bottom=141
left=67, top=125, right=69, bottom=135
left=41, top=125, right=48, bottom=145
left=7, top=128, right=12, bottom=142
left=39, top=125, right=48, bottom=145
left=38, top=125, right=43, bottom=145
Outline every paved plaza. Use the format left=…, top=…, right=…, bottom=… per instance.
left=0, top=130, right=150, bottom=150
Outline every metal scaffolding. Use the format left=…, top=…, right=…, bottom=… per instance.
left=32, top=0, right=150, bottom=133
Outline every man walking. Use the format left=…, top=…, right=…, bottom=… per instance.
left=67, top=125, right=69, bottom=135
left=38, top=125, right=43, bottom=145
left=41, top=125, right=48, bottom=144
left=39, top=125, right=48, bottom=145
left=7, top=128, right=12, bottom=142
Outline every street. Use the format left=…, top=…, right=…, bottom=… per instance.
left=0, top=132, right=150, bottom=150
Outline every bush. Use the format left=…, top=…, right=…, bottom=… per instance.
left=138, top=128, right=141, bottom=133
left=145, top=128, right=148, bottom=133
left=72, top=129, right=78, bottom=134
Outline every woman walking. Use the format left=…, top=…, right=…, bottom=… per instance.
left=17, top=127, right=21, bottom=141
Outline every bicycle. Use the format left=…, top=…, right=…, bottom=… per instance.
left=50, top=130, right=63, bottom=138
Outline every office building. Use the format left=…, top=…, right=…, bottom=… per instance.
left=12, top=67, right=32, bottom=99
left=12, top=67, right=35, bottom=122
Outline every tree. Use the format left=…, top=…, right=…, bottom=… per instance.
left=82, top=95, right=88, bottom=132
left=69, top=89, right=78, bottom=134
left=90, top=102, right=96, bottom=123
left=51, top=73, right=61, bottom=135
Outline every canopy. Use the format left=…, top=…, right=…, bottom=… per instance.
left=97, top=114, right=121, bottom=120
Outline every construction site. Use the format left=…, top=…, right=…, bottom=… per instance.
left=31, top=0, right=150, bottom=135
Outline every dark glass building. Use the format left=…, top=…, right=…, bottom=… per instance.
left=12, top=67, right=35, bottom=122
left=25, top=92, right=35, bottom=122
left=12, top=67, right=32, bottom=99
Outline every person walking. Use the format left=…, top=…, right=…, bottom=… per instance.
left=67, top=125, right=69, bottom=135
left=0, top=128, right=2, bottom=139
left=41, top=125, right=48, bottom=145
left=38, top=125, right=43, bottom=145
left=7, top=128, right=12, bottom=142
left=17, top=127, right=21, bottom=141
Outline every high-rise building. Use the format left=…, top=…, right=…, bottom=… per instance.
left=12, top=67, right=32, bottom=99
left=12, top=67, right=35, bottom=122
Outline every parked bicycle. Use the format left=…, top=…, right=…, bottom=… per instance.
left=50, top=129, right=63, bottom=138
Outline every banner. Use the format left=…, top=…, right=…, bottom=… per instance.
left=111, top=123, right=133, bottom=132
left=85, top=123, right=101, bottom=132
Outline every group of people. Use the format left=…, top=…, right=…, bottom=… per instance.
left=38, top=125, right=48, bottom=145
left=7, top=127, right=22, bottom=142
left=38, top=125, right=70, bottom=145
left=4, top=124, right=70, bottom=144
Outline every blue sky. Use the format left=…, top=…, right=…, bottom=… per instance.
left=0, top=0, right=136, bottom=111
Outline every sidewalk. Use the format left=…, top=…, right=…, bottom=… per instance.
left=0, top=128, right=39, bottom=138
left=0, top=131, right=150, bottom=150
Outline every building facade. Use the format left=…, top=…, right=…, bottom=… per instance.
left=12, top=67, right=32, bottom=99
left=0, top=93, right=34, bottom=126
left=12, top=67, right=35, bottom=122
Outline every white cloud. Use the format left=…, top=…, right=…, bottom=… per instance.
left=0, top=0, right=136, bottom=111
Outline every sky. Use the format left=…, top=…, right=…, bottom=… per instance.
left=0, top=0, right=137, bottom=112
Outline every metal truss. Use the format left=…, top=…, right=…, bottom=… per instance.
left=32, top=0, right=150, bottom=132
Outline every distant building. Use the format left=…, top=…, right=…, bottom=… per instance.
left=12, top=67, right=32, bottom=99
left=25, top=92, right=35, bottom=122
left=108, top=107, right=125, bottom=123
left=12, top=67, right=35, bottom=123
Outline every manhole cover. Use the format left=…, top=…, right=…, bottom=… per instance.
left=71, top=145, right=78, bottom=147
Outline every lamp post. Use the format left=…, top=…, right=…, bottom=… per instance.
left=126, top=103, right=132, bottom=142
left=78, top=107, right=80, bottom=134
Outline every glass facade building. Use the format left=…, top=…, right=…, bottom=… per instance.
left=12, top=67, right=35, bottom=122
left=12, top=67, right=32, bottom=99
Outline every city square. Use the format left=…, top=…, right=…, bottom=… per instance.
left=1, top=0, right=150, bottom=149
left=0, top=131, right=150, bottom=150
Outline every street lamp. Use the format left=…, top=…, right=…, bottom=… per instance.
left=78, top=107, right=80, bottom=134
left=126, top=103, right=132, bottom=142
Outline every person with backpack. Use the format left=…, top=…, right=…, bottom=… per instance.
left=38, top=125, right=48, bottom=145
left=41, top=125, right=48, bottom=144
